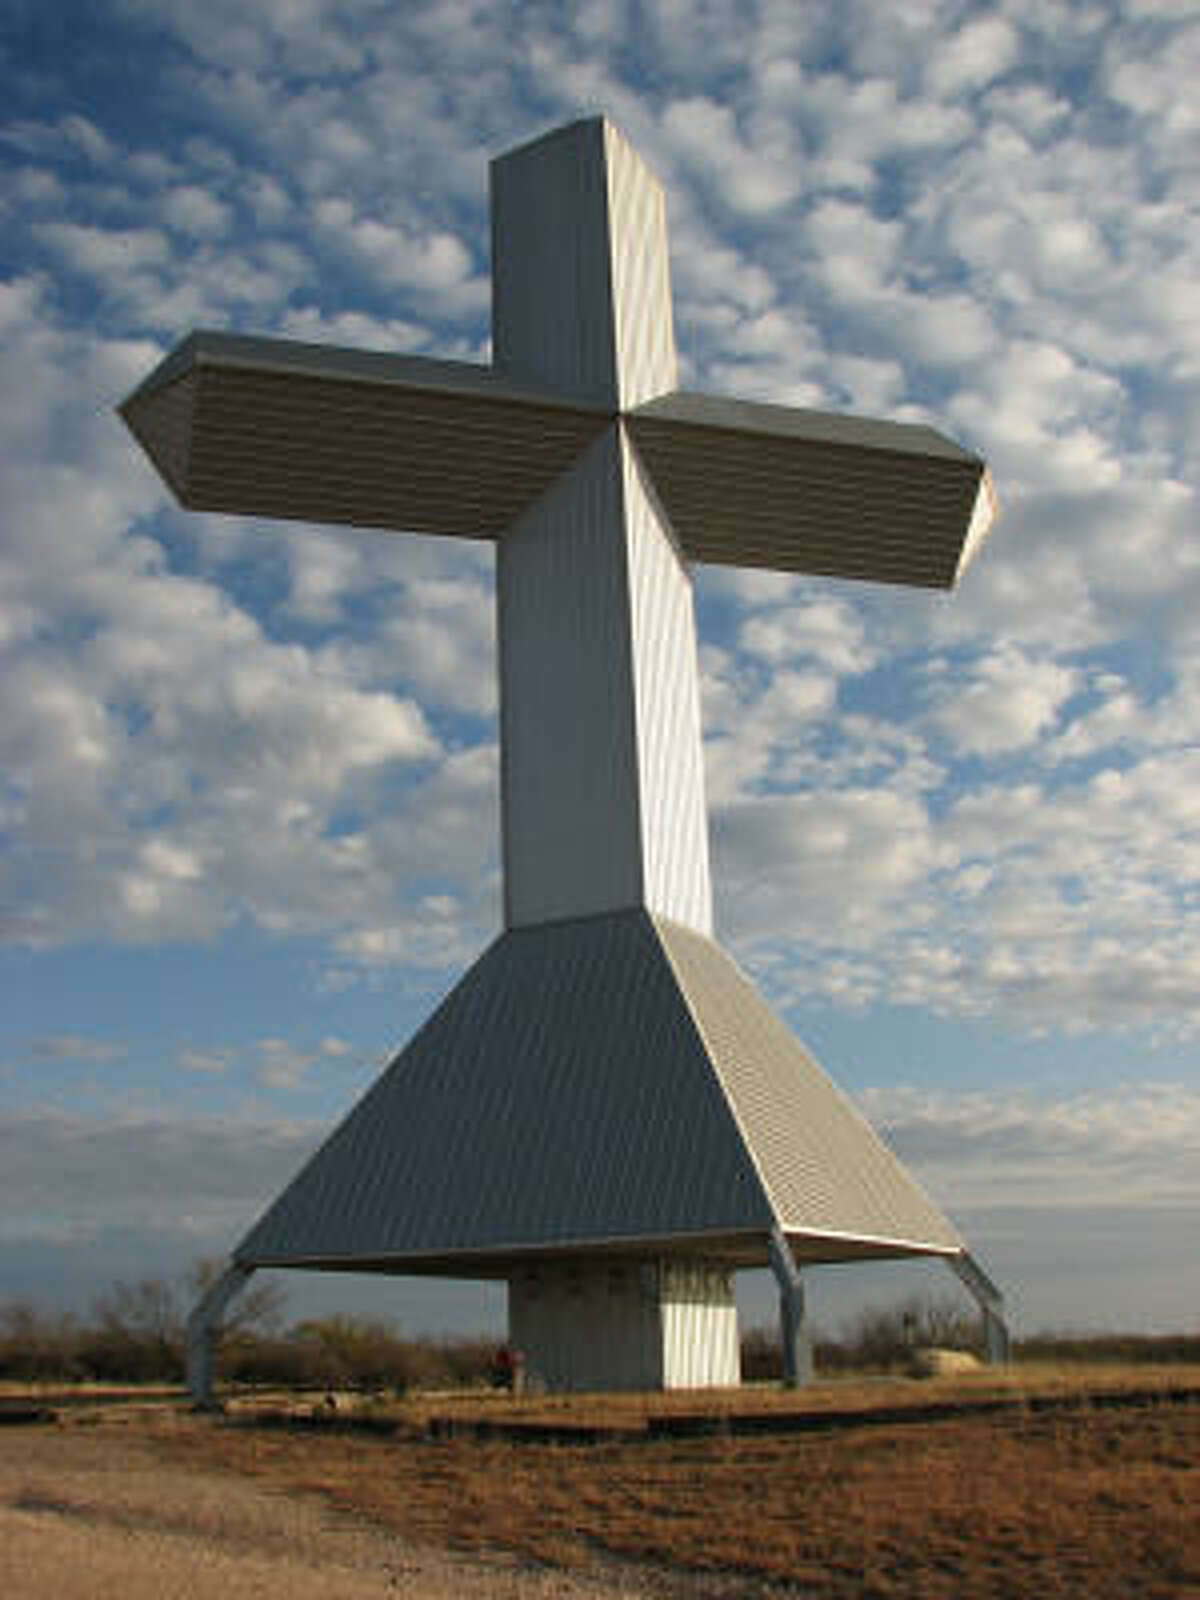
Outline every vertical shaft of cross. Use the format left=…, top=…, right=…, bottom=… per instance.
left=491, top=119, right=713, bottom=936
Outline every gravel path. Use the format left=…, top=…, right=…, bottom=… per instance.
left=0, top=1422, right=689, bottom=1600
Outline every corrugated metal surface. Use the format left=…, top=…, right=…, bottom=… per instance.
left=621, top=428, right=713, bottom=934
left=120, top=338, right=610, bottom=537
left=498, top=430, right=645, bottom=927
left=513, top=1258, right=738, bottom=1392
left=236, top=908, right=959, bottom=1273
left=235, top=911, right=773, bottom=1270
left=121, top=362, right=194, bottom=495
left=129, top=328, right=608, bottom=405
left=655, top=916, right=963, bottom=1254
left=491, top=117, right=677, bottom=411
left=958, top=467, right=999, bottom=583
left=122, top=121, right=994, bottom=597
left=499, top=423, right=712, bottom=935
left=601, top=120, right=677, bottom=410
left=628, top=391, right=990, bottom=588
left=660, top=1262, right=739, bottom=1389
left=122, top=338, right=992, bottom=592
left=491, top=118, right=619, bottom=405
left=510, top=1262, right=662, bottom=1391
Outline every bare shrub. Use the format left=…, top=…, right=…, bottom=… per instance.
left=1015, top=1331, right=1200, bottom=1365
left=740, top=1323, right=783, bottom=1382
left=0, top=1301, right=84, bottom=1382
left=79, top=1275, right=183, bottom=1382
left=825, top=1293, right=980, bottom=1373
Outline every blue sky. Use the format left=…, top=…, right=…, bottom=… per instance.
left=2, top=0, right=1198, bottom=1340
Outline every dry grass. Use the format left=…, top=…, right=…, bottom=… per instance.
left=175, top=1397, right=1200, bottom=1596
left=4, top=1370, right=1200, bottom=1598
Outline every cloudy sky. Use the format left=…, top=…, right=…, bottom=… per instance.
left=2, top=0, right=1198, bottom=1340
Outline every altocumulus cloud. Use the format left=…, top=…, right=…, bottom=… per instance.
left=862, top=1082, right=1200, bottom=1213
left=0, top=1111, right=322, bottom=1246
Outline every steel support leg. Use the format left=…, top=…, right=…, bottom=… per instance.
left=768, top=1227, right=812, bottom=1387
left=186, top=1260, right=253, bottom=1407
left=950, top=1251, right=1010, bottom=1366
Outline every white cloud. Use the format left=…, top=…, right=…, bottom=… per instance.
left=661, top=97, right=801, bottom=215
left=35, top=221, right=172, bottom=280
left=178, top=1049, right=233, bottom=1075
left=59, top=113, right=117, bottom=165
left=312, top=197, right=486, bottom=313
left=931, top=646, right=1079, bottom=756
left=862, top=1080, right=1200, bottom=1211
left=715, top=786, right=950, bottom=953
left=257, top=1037, right=317, bottom=1092
left=926, top=14, right=1021, bottom=99
left=162, top=184, right=232, bottom=239
left=0, top=1109, right=321, bottom=1243
left=800, top=71, right=973, bottom=191
left=738, top=596, right=875, bottom=677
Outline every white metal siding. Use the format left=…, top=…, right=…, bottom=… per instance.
left=602, top=120, right=677, bottom=410
left=660, top=1261, right=739, bottom=1389
left=490, top=117, right=679, bottom=413
left=621, top=428, right=713, bottom=935
left=120, top=339, right=609, bottom=538
left=498, top=430, right=644, bottom=928
left=510, top=1258, right=737, bottom=1392
left=510, top=1263, right=661, bottom=1392
left=120, top=370, right=194, bottom=504
left=490, top=119, right=618, bottom=405
left=235, top=907, right=961, bottom=1274
left=235, top=911, right=772, bottom=1269
left=629, top=395, right=989, bottom=589
left=655, top=916, right=963, bottom=1253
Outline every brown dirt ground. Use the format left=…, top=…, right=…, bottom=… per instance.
left=3, top=1373, right=1200, bottom=1599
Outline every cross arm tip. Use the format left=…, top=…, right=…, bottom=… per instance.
left=627, top=395, right=999, bottom=591
left=951, top=465, right=999, bottom=588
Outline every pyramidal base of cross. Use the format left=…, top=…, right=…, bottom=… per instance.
left=122, top=118, right=1006, bottom=1400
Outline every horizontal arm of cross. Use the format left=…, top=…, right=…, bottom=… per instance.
left=121, top=330, right=994, bottom=588
left=119, top=330, right=612, bottom=539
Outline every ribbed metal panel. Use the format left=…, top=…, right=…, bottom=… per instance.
left=601, top=120, right=677, bottom=410
left=121, top=369, right=194, bottom=495
left=235, top=908, right=959, bottom=1273
left=510, top=1262, right=662, bottom=1391
left=235, top=911, right=773, bottom=1270
left=511, top=1260, right=737, bottom=1391
left=628, top=392, right=989, bottom=588
left=491, top=117, right=677, bottom=413
left=491, top=119, right=619, bottom=405
left=660, top=1262, right=739, bottom=1389
left=655, top=916, right=962, bottom=1255
left=498, top=430, right=645, bottom=928
left=621, top=428, right=713, bottom=935
left=120, top=335, right=610, bottom=537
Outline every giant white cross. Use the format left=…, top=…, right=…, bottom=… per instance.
left=122, top=118, right=1002, bottom=1399
left=123, top=116, right=994, bottom=947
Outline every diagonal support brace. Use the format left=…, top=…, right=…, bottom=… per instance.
left=768, top=1226, right=813, bottom=1387
left=186, top=1259, right=254, bottom=1408
left=950, top=1250, right=1010, bottom=1366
